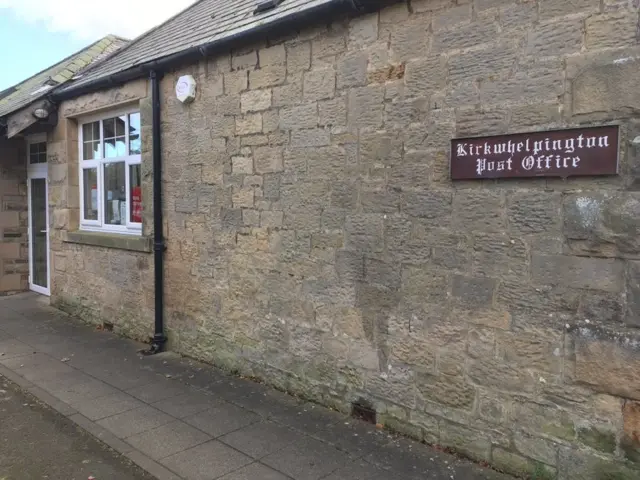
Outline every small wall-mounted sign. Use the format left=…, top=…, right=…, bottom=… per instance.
left=450, top=125, right=619, bottom=180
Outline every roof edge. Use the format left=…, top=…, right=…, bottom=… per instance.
left=52, top=0, right=392, bottom=102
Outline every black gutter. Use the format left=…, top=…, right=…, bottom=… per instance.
left=51, top=0, right=385, bottom=102
left=144, top=69, right=167, bottom=355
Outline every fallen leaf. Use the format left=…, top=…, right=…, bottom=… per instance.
left=376, top=423, right=384, bottom=429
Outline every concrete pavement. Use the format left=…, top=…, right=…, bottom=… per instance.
left=0, top=293, right=512, bottom=480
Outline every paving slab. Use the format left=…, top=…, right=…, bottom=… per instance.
left=218, top=462, right=290, bottom=480
left=70, top=391, right=145, bottom=421
left=219, top=420, right=306, bottom=460
left=97, top=405, right=175, bottom=438
left=152, top=390, right=224, bottom=418
left=162, top=440, right=253, bottom=480
left=125, top=420, right=212, bottom=460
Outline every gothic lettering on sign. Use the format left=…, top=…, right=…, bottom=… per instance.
left=450, top=126, right=619, bottom=180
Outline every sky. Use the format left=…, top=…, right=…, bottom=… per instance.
left=0, top=0, right=195, bottom=91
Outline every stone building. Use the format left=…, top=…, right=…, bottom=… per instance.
left=1, top=0, right=640, bottom=477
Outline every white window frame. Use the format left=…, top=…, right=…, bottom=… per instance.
left=78, top=107, right=142, bottom=235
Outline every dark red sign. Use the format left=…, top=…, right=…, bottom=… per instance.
left=450, top=125, right=619, bottom=180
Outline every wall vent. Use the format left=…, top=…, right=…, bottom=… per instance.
left=351, top=398, right=376, bottom=424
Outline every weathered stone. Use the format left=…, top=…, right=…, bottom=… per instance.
left=260, top=210, right=284, bottom=228
left=235, top=113, right=262, bottom=135
left=531, top=255, right=623, bottom=292
left=401, top=265, right=449, bottom=304
left=526, top=18, right=584, bottom=57
left=272, top=76, right=303, bottom=106
left=440, top=422, right=492, bottom=462
left=452, top=191, right=505, bottom=233
left=586, top=12, right=639, bottom=50
left=623, top=400, right=640, bottom=462
left=259, top=44, right=286, bottom=66
left=348, top=13, right=378, bottom=48
left=405, top=56, right=447, bottom=96
left=303, top=68, right=335, bottom=101
left=249, top=64, right=286, bottom=89
left=416, top=372, right=476, bottom=409
left=253, top=146, right=284, bottom=174
left=481, top=61, right=564, bottom=105
left=433, top=20, right=498, bottom=52
left=452, top=275, right=496, bottom=309
left=318, top=97, right=347, bottom=126
left=291, top=128, right=330, bottom=148
left=574, top=331, right=640, bottom=400
left=336, top=51, right=368, bottom=89
left=539, top=0, right=599, bottom=19
left=361, top=188, right=401, bottom=214
left=279, top=103, right=318, bottom=130
left=508, top=192, right=562, bottom=234
left=232, top=187, right=254, bottom=208
left=558, top=445, right=640, bottom=480
left=225, top=70, right=248, bottom=94
left=232, top=50, right=257, bottom=70
left=242, top=209, right=260, bottom=226
left=403, top=191, right=452, bottom=221
left=312, top=31, right=346, bottom=58
left=240, top=89, right=272, bottom=112
left=389, top=19, right=429, bottom=62
left=573, top=59, right=640, bottom=115
left=492, top=449, right=553, bottom=478
left=286, top=42, right=311, bottom=73
left=456, top=108, right=508, bottom=137
left=347, top=85, right=384, bottom=129
left=345, top=214, right=384, bottom=254
left=231, top=156, right=253, bottom=174
left=501, top=2, right=538, bottom=30
left=359, top=129, right=403, bottom=167
left=384, top=97, right=429, bottom=128
left=449, top=43, right=517, bottom=83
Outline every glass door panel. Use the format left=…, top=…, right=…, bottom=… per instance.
left=29, top=178, right=48, bottom=292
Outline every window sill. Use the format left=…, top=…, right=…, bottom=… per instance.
left=64, top=230, right=151, bottom=253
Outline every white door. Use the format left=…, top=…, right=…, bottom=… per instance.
left=27, top=136, right=50, bottom=296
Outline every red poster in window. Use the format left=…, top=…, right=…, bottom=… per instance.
left=132, top=186, right=142, bottom=223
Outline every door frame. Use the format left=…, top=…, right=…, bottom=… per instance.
left=26, top=134, right=50, bottom=296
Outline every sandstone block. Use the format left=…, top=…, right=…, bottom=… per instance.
left=532, top=254, right=623, bottom=292
left=232, top=187, right=254, bottom=208
left=259, top=44, right=286, bottom=66
left=401, top=265, right=449, bottom=304
left=433, top=4, right=471, bottom=31
left=348, top=13, right=378, bottom=48
left=433, top=21, right=498, bottom=52
left=623, top=400, right=640, bottom=462
left=254, top=146, right=284, bottom=174
left=574, top=331, right=640, bottom=400
left=440, top=422, right=492, bottom=462
left=564, top=193, right=640, bottom=257
left=492, top=449, right=554, bottom=478
left=513, top=431, right=559, bottom=467
left=405, top=56, right=447, bottom=96
left=364, top=257, right=401, bottom=289
left=336, top=51, right=368, bottom=89
left=224, top=70, right=248, bottom=94
left=384, top=97, right=429, bottom=128
left=508, top=192, right=562, bottom=234
left=586, top=12, right=639, bottom=50
left=389, top=19, right=429, bottom=62
left=345, top=214, right=384, bottom=253
left=539, top=0, right=599, bottom=19
left=260, top=210, right=283, bottom=228
left=242, top=209, right=260, bottom=226
left=272, top=77, right=302, bottom=107
left=449, top=42, right=516, bottom=83
left=573, top=59, right=640, bottom=115
left=240, top=89, right=272, bottom=113
left=416, top=372, right=476, bottom=409
left=291, top=128, right=330, bottom=148
left=235, top=113, right=262, bottom=135
left=312, top=32, right=346, bottom=58
left=558, top=446, right=640, bottom=480
left=452, top=275, right=496, bottom=309
left=468, top=355, right=536, bottom=393
left=456, top=108, right=508, bottom=137
left=452, top=191, right=505, bottom=233
left=249, top=64, right=286, bottom=89
left=286, top=42, right=311, bottom=73
left=232, top=50, right=257, bottom=70
left=347, top=85, right=384, bottom=129
left=361, top=188, right=401, bottom=214
left=481, top=62, right=564, bottom=105
left=501, top=1, right=538, bottom=30
left=303, top=68, right=335, bottom=101
left=403, top=191, right=452, bottom=221
left=231, top=156, right=253, bottom=174
left=318, top=97, right=347, bottom=126
left=279, top=103, right=318, bottom=130
left=359, top=129, right=402, bottom=167
left=262, top=173, right=280, bottom=200
left=526, top=18, right=583, bottom=57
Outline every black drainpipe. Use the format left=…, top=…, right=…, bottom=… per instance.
left=144, top=69, right=167, bottom=354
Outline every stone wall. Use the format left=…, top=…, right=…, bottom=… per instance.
left=47, top=0, right=640, bottom=478
left=49, top=79, right=155, bottom=341
left=154, top=0, right=640, bottom=477
left=0, top=138, right=28, bottom=294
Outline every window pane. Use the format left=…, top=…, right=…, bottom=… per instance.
left=30, top=142, right=47, bottom=164
left=83, top=141, right=101, bottom=160
left=129, top=164, right=142, bottom=224
left=129, top=112, right=141, bottom=154
left=82, top=169, right=98, bottom=221
left=82, top=122, right=99, bottom=142
left=103, top=162, right=126, bottom=225
left=104, top=138, right=126, bottom=158
left=103, top=118, right=115, bottom=139
left=115, top=115, right=126, bottom=136
left=129, top=135, right=141, bottom=155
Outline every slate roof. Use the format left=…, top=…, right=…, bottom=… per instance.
left=0, top=35, right=129, bottom=119
left=59, top=0, right=335, bottom=92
